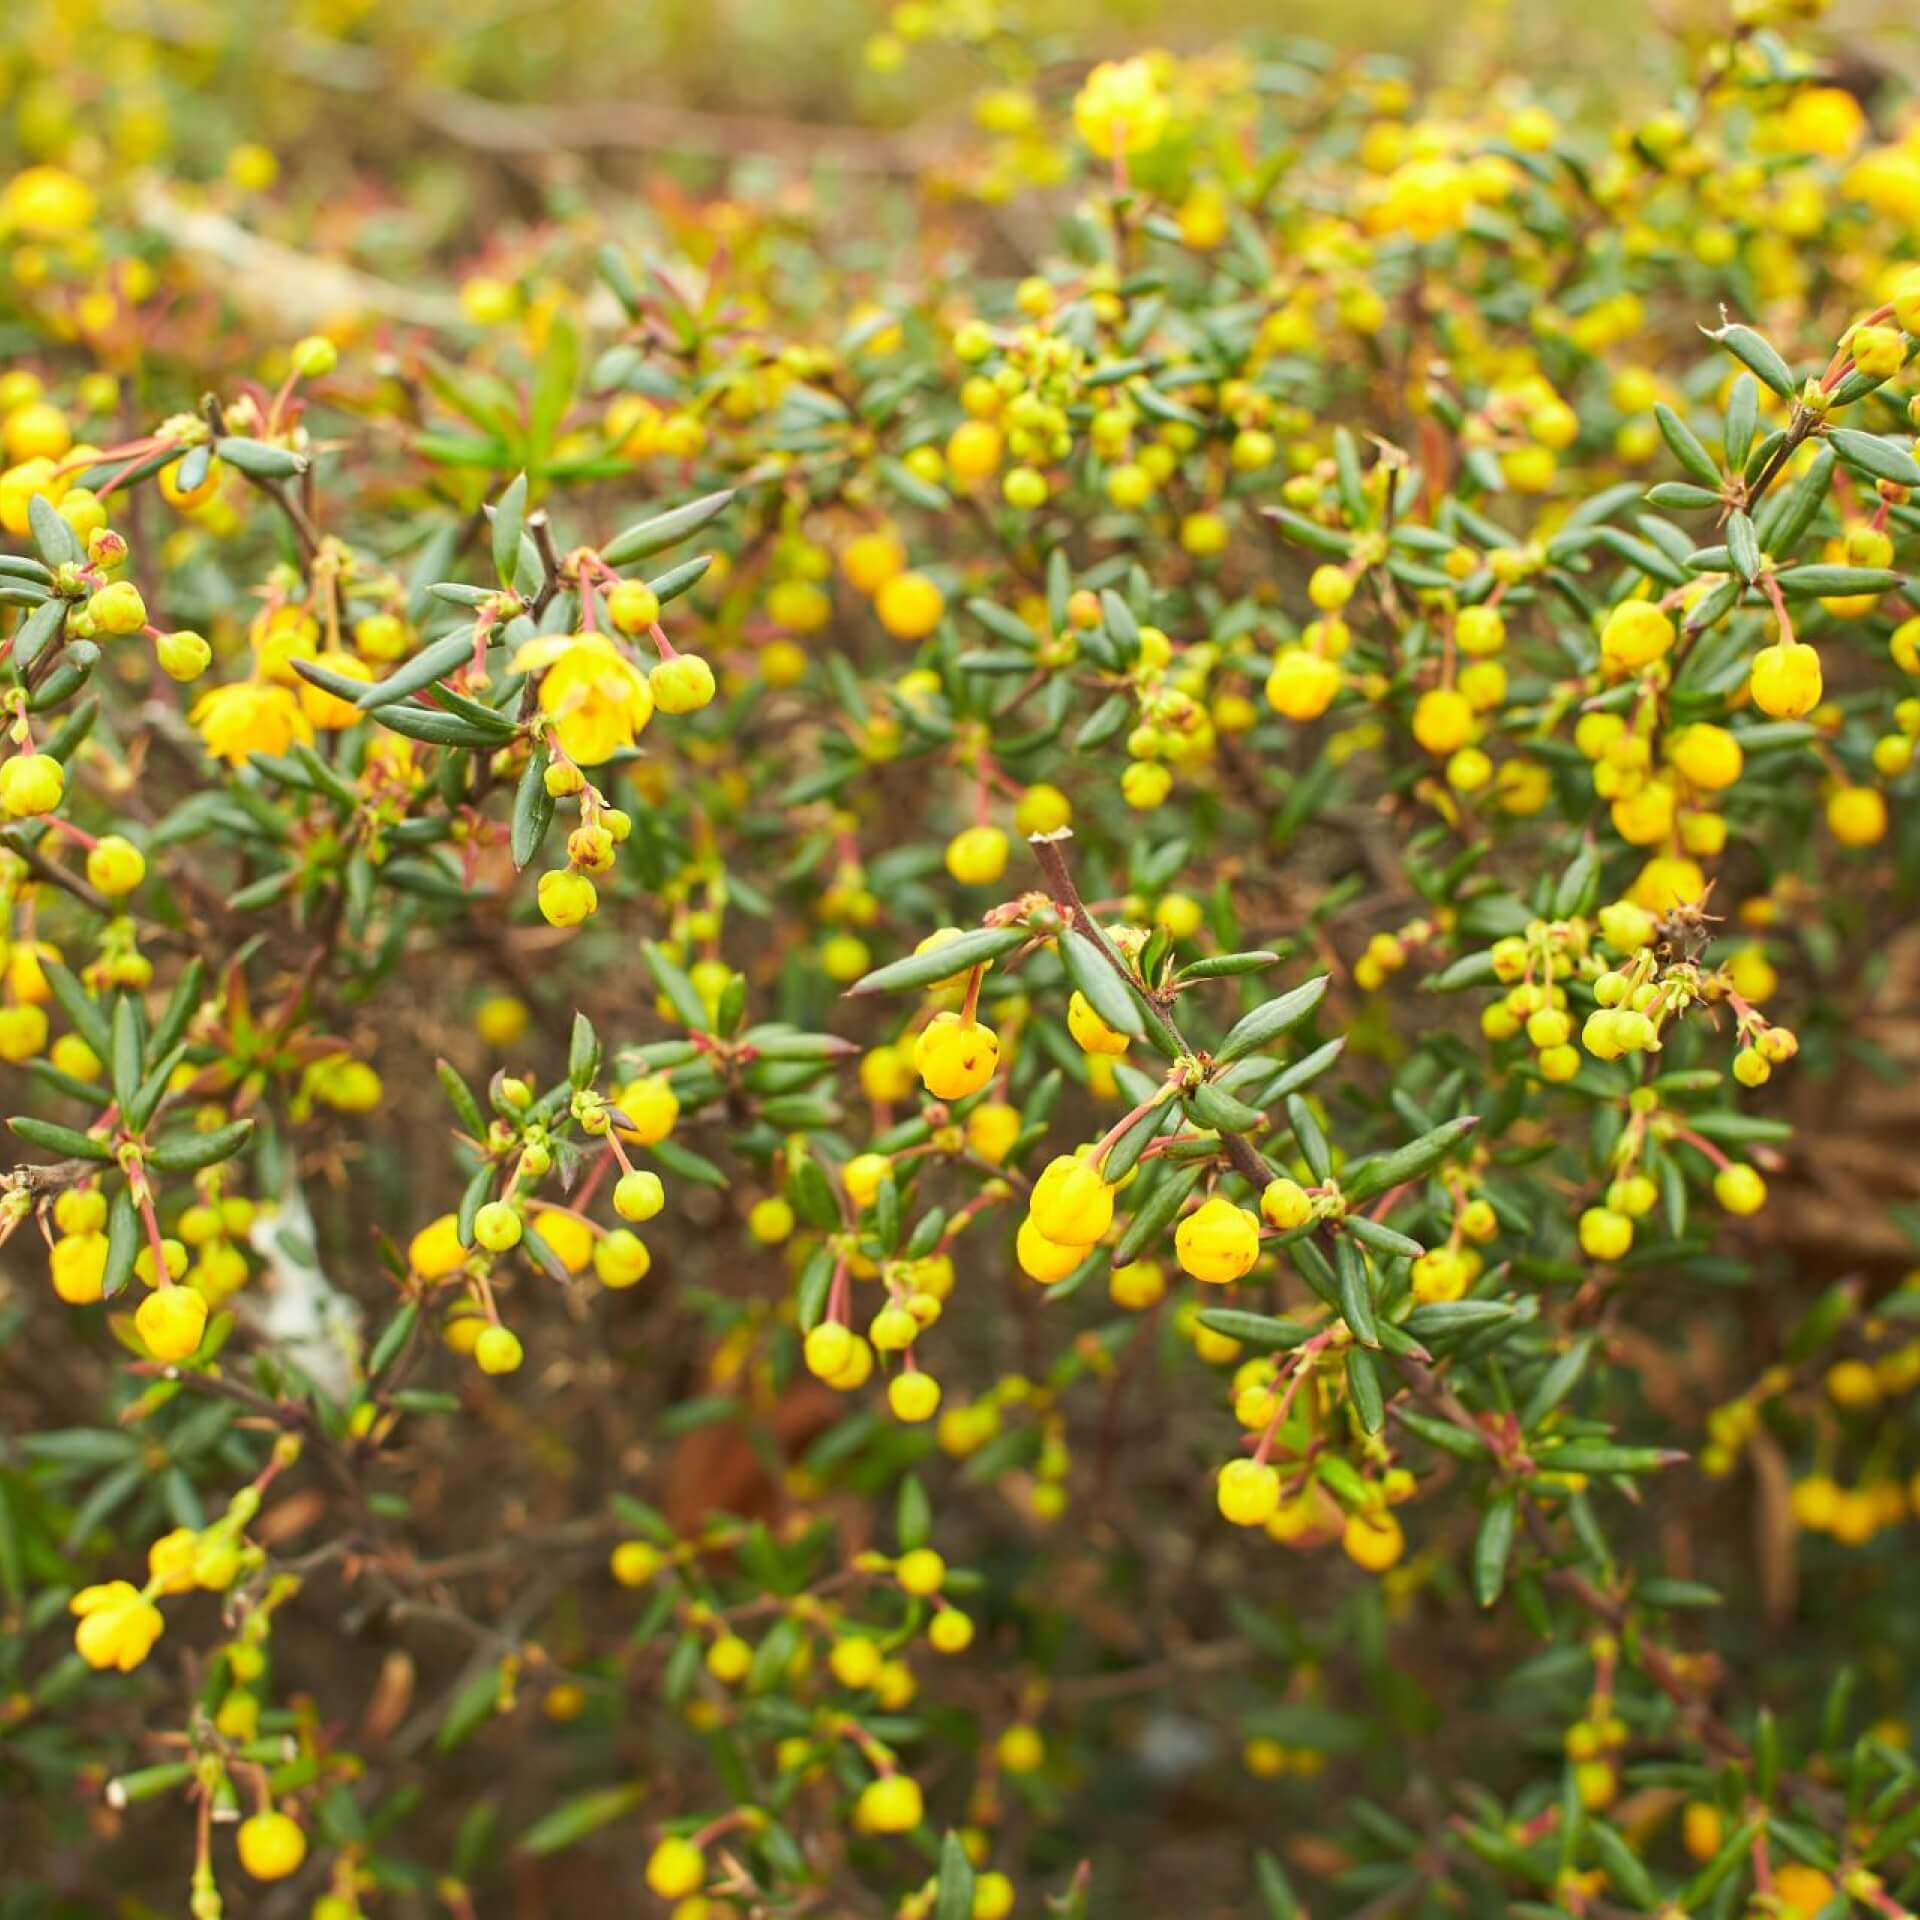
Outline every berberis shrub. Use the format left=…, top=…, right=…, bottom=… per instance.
left=5, top=0, right=1920, bottom=1914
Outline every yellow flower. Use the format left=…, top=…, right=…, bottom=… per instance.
left=614, top=1073, right=680, bottom=1145
left=409, top=1214, right=468, bottom=1278
left=1843, top=146, right=1920, bottom=223
left=1028, top=1154, right=1114, bottom=1247
left=250, top=606, right=320, bottom=683
left=148, top=1528, right=200, bottom=1595
left=71, top=1580, right=165, bottom=1671
left=1369, top=159, right=1475, bottom=242
left=1067, top=991, right=1129, bottom=1056
left=1072, top=57, right=1170, bottom=160
left=532, top=1208, right=595, bottom=1274
left=1777, top=87, right=1866, bottom=161
left=190, top=682, right=314, bottom=766
left=1174, top=1196, right=1262, bottom=1283
left=300, top=1055, right=384, bottom=1112
left=913, top=1011, right=1001, bottom=1099
left=513, top=632, right=655, bottom=766
left=298, top=652, right=373, bottom=729
left=1, top=165, right=97, bottom=237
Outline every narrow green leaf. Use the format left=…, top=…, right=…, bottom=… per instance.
left=1654, top=404, right=1721, bottom=487
left=602, top=489, right=735, bottom=567
left=516, top=1782, right=647, bottom=1857
left=356, top=632, right=481, bottom=709
left=641, top=941, right=711, bottom=1032
left=9, top=1116, right=114, bottom=1161
left=1215, top=975, right=1329, bottom=1065
left=145, top=1118, right=255, bottom=1172
left=1473, top=1494, right=1517, bottom=1607
left=935, top=1832, right=976, bottom=1920
left=493, top=472, right=529, bottom=586
left=1703, top=322, right=1796, bottom=397
left=845, top=926, right=1027, bottom=997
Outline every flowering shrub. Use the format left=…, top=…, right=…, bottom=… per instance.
left=7, top=2, right=1920, bottom=1915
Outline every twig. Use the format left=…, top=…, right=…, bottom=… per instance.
left=1027, top=831, right=1273, bottom=1191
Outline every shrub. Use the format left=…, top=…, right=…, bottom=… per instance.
left=4, top=3, right=1920, bottom=1916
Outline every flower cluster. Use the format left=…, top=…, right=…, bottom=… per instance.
left=8, top=0, right=1920, bottom=1915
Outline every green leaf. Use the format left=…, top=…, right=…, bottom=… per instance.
left=1636, top=1577, right=1723, bottom=1609
left=1059, top=927, right=1146, bottom=1038
left=1285, top=1095, right=1332, bottom=1182
left=1403, top=1299, right=1516, bottom=1338
left=356, top=632, right=482, bottom=710
left=1396, top=1407, right=1491, bottom=1459
left=1334, top=1236, right=1379, bottom=1348
left=1551, top=845, right=1599, bottom=919
left=1725, top=508, right=1761, bottom=584
left=645, top=554, right=711, bottom=608
left=1346, top=1347, right=1384, bottom=1433
left=10, top=596, right=66, bottom=672
left=1521, top=1336, right=1592, bottom=1429
left=1194, top=1308, right=1312, bottom=1351
left=369, top=1301, right=421, bottom=1378
left=9, top=1116, right=114, bottom=1161
left=935, top=1832, right=977, bottom=1920
left=1587, top=1820, right=1659, bottom=1907
left=1185, top=1082, right=1264, bottom=1134
left=1344, top=1115, right=1479, bottom=1203
left=601, top=489, right=735, bottom=567
left=1098, top=588, right=1140, bottom=653
left=1654, top=404, right=1720, bottom=487
left=647, top=1138, right=728, bottom=1188
left=1253, top=1037, right=1346, bottom=1104
left=516, top=1783, right=647, bottom=1858
left=127, top=1045, right=185, bottom=1135
left=1724, top=374, right=1758, bottom=472
left=1214, top=975, right=1328, bottom=1065
left=794, top=1243, right=836, bottom=1332
left=432, top=1664, right=504, bottom=1753
left=1531, top=1443, right=1676, bottom=1475
left=1473, top=1494, right=1517, bottom=1607
left=1645, top=481, right=1725, bottom=512
left=530, top=311, right=580, bottom=459
left=1075, top=694, right=1131, bottom=751
left=102, top=1188, right=138, bottom=1299
left=1344, top=1215, right=1424, bottom=1261
left=1253, top=1849, right=1300, bottom=1920
left=216, top=435, right=307, bottom=479
left=1775, top=564, right=1901, bottom=600
left=492, top=472, right=529, bottom=586
left=965, top=600, right=1040, bottom=650
left=845, top=926, right=1028, bottom=996
left=1262, top=505, right=1354, bottom=556
left=1680, top=1815, right=1763, bottom=1908
left=110, top=994, right=141, bottom=1117
left=879, top=456, right=951, bottom=512
left=28, top=492, right=85, bottom=567
left=787, top=1158, right=841, bottom=1233
left=145, top=1118, right=255, bottom=1172
left=1704, top=322, right=1795, bottom=397
left=568, top=1011, right=601, bottom=1089
left=897, top=1473, right=932, bottom=1551
left=1756, top=446, right=1833, bottom=553
left=1826, top=427, right=1920, bottom=491
left=641, top=941, right=711, bottom=1031
left=1178, top=950, right=1281, bottom=981
left=508, top=743, right=555, bottom=870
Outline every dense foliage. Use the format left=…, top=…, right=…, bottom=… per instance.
left=5, top=2, right=1920, bottom=1916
